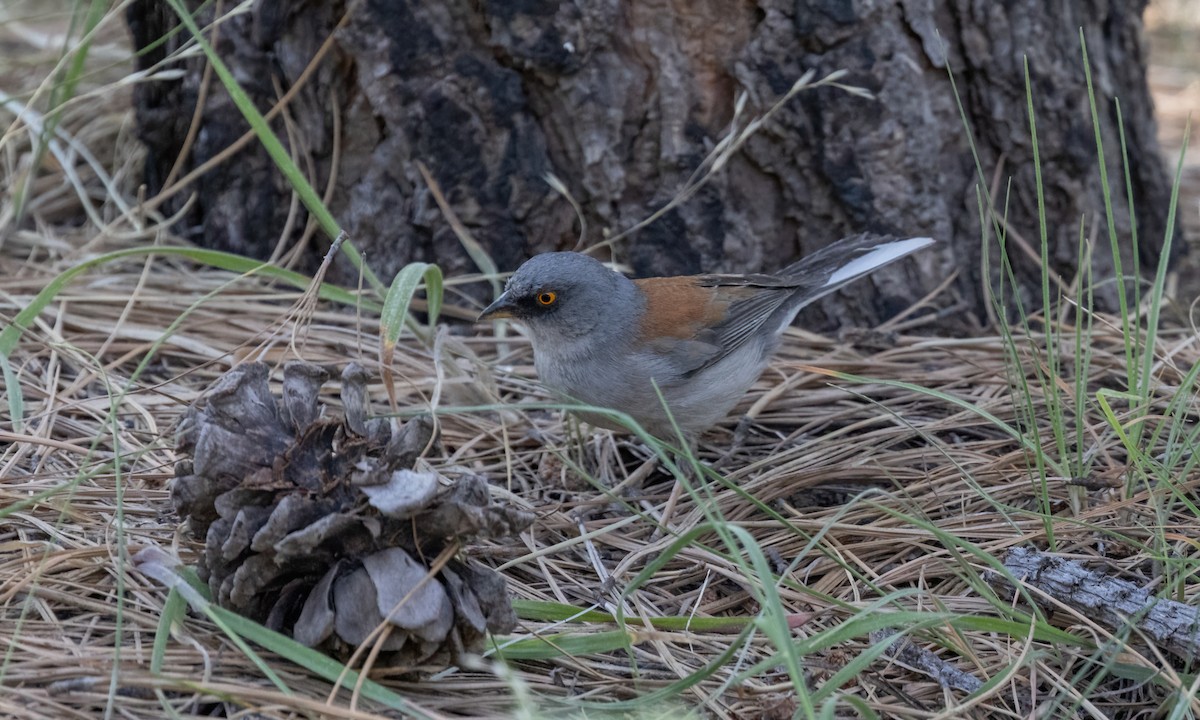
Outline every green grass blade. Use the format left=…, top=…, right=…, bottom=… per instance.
left=1134, top=117, right=1189, bottom=425
left=150, top=587, right=187, bottom=719
left=512, top=599, right=755, bottom=632
left=492, top=629, right=638, bottom=661
left=728, top=525, right=813, bottom=715
left=0, top=353, right=23, bottom=434
left=1080, top=29, right=1135, bottom=390
left=381, top=262, right=444, bottom=348
left=1114, top=99, right=1143, bottom=345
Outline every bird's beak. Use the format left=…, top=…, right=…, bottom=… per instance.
left=478, top=292, right=517, bottom=321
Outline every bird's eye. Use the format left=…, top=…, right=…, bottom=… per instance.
left=536, top=291, right=557, bottom=306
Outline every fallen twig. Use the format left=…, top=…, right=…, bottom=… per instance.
left=870, top=628, right=984, bottom=694
left=987, top=546, right=1200, bottom=661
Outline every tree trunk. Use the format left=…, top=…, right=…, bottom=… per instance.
left=126, top=0, right=1179, bottom=332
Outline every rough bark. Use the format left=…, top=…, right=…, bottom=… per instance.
left=126, top=0, right=1180, bottom=331
left=988, top=546, right=1200, bottom=663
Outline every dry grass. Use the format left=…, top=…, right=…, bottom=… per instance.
left=3, top=3, right=1200, bottom=719
left=11, top=233, right=1200, bottom=719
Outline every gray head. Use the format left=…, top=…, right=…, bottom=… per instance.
left=478, top=252, right=635, bottom=342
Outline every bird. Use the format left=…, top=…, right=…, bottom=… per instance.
left=478, top=233, right=934, bottom=438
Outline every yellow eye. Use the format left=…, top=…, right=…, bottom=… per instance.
left=536, top=291, right=557, bottom=306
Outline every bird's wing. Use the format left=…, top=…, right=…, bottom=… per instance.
left=691, top=276, right=804, bottom=373
left=635, top=234, right=934, bottom=377
left=630, top=276, right=728, bottom=377
left=633, top=274, right=798, bottom=378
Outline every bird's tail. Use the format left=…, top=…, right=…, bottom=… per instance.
left=779, top=233, right=934, bottom=289
left=766, top=233, right=934, bottom=333
left=782, top=234, right=931, bottom=292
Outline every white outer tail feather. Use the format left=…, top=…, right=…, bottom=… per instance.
left=825, top=236, right=934, bottom=286
left=770, top=235, right=935, bottom=337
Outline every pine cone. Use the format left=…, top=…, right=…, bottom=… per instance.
left=172, top=361, right=533, bottom=665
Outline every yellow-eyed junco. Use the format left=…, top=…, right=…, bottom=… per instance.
left=479, top=233, right=933, bottom=437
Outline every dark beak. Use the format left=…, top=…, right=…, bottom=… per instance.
left=478, top=292, right=517, bottom=321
